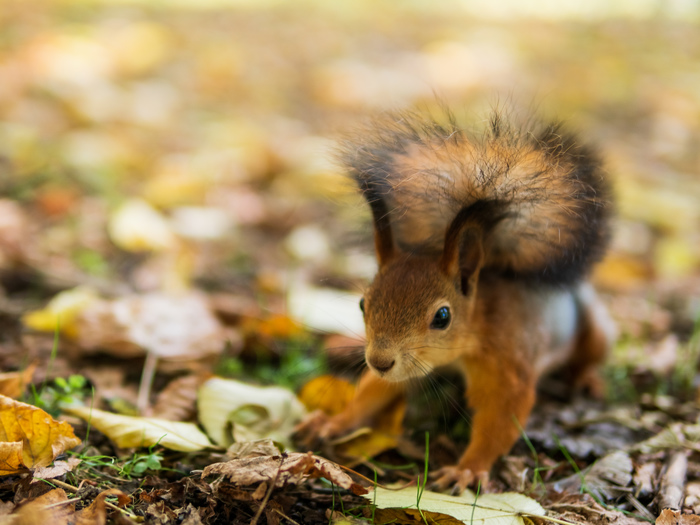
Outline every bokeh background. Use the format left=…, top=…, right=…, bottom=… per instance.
left=1, top=0, right=699, bottom=343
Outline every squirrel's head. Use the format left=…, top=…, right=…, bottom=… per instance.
left=360, top=199, right=489, bottom=382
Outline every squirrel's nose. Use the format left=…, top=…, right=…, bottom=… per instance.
left=369, top=358, right=395, bottom=374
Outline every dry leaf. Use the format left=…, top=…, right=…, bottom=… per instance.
left=76, top=292, right=225, bottom=361
left=366, top=486, right=546, bottom=525
left=31, top=457, right=81, bottom=481
left=74, top=488, right=130, bottom=525
left=226, top=438, right=284, bottom=459
left=553, top=451, right=633, bottom=500
left=202, top=451, right=368, bottom=495
left=656, top=509, right=700, bottom=525
left=197, top=377, right=306, bottom=448
left=152, top=374, right=209, bottom=421
left=0, top=395, right=81, bottom=475
left=12, top=488, right=74, bottom=525
left=373, top=507, right=464, bottom=525
left=0, top=365, right=36, bottom=399
left=64, top=406, right=214, bottom=452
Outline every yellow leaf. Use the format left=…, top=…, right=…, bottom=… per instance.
left=298, top=375, right=355, bottom=416
left=64, top=406, right=214, bottom=452
left=0, top=364, right=36, bottom=399
left=336, top=398, right=406, bottom=462
left=297, top=375, right=406, bottom=464
left=366, top=486, right=547, bottom=525
left=0, top=395, right=81, bottom=475
left=22, top=286, right=99, bottom=338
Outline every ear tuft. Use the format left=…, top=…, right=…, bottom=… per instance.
left=362, top=182, right=395, bottom=266
left=441, top=200, right=505, bottom=295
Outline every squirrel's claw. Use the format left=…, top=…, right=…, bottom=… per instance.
left=429, top=466, right=489, bottom=495
left=293, top=409, right=353, bottom=449
left=293, top=409, right=330, bottom=448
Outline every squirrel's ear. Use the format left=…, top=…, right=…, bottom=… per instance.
left=365, top=193, right=395, bottom=267
left=441, top=210, right=486, bottom=296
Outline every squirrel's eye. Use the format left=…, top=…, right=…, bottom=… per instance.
left=430, top=306, right=451, bottom=330
left=359, top=297, right=365, bottom=313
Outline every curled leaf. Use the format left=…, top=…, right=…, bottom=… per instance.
left=0, top=395, right=81, bottom=476
left=203, top=451, right=368, bottom=495
left=197, top=377, right=306, bottom=448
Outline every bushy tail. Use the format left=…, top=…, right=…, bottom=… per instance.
left=339, top=109, right=613, bottom=285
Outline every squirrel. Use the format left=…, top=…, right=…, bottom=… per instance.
left=296, top=108, right=615, bottom=493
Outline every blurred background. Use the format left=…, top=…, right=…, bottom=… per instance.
left=1, top=0, right=699, bottom=352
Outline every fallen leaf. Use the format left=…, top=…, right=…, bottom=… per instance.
left=226, top=438, right=284, bottom=459
left=297, top=375, right=406, bottom=465
left=373, top=507, right=463, bottom=525
left=0, top=395, right=81, bottom=475
left=298, top=375, right=355, bottom=416
left=74, top=488, right=130, bottom=525
left=64, top=406, right=214, bottom=452
left=22, top=286, right=99, bottom=339
left=0, top=365, right=36, bottom=399
left=656, top=508, right=700, bottom=524
left=12, top=488, right=74, bottom=525
left=552, top=450, right=633, bottom=501
left=633, top=423, right=700, bottom=454
left=152, top=374, right=209, bottom=421
left=76, top=292, right=226, bottom=360
left=197, top=377, right=306, bottom=448
left=108, top=198, right=175, bottom=252
left=365, top=486, right=547, bottom=525
left=335, top=397, right=406, bottom=464
left=202, top=451, right=368, bottom=495
left=287, top=284, right=365, bottom=338
left=32, top=457, right=81, bottom=481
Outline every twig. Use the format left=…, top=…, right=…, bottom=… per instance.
left=658, top=451, right=688, bottom=511
left=41, top=477, right=140, bottom=521
left=250, top=456, right=284, bottom=525
left=272, top=507, right=302, bottom=525
left=47, top=478, right=78, bottom=493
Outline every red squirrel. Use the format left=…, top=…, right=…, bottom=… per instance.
left=298, top=109, right=615, bottom=493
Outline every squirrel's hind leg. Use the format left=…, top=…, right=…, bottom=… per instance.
left=564, top=284, right=616, bottom=398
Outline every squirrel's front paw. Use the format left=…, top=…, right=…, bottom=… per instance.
left=293, top=410, right=351, bottom=448
left=429, top=465, right=489, bottom=495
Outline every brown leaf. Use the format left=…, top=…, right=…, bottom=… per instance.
left=226, top=438, right=284, bottom=460
left=12, top=488, right=74, bottom=525
left=658, top=510, right=700, bottom=525
left=152, top=374, right=209, bottom=421
left=74, top=488, right=130, bottom=525
left=0, top=395, right=81, bottom=475
left=373, top=507, right=464, bottom=525
left=0, top=365, right=36, bottom=399
left=202, top=451, right=368, bottom=495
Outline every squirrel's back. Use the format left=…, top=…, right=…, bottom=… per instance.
left=340, top=109, right=613, bottom=285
